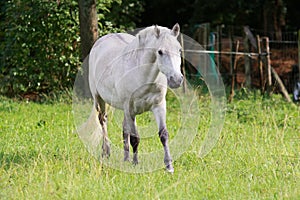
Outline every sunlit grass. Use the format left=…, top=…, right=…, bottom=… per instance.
left=0, top=92, right=299, bottom=199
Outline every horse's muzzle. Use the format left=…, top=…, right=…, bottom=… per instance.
left=168, top=74, right=183, bottom=89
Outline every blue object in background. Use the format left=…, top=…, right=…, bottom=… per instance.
left=293, top=81, right=300, bottom=102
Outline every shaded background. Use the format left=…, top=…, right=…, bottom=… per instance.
left=1, top=0, right=300, bottom=98
left=137, top=0, right=300, bottom=32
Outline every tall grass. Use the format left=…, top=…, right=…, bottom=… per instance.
left=0, top=92, right=299, bottom=199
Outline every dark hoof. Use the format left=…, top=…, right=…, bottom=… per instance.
left=132, top=153, right=138, bottom=165
left=102, top=144, right=110, bottom=158
left=132, top=159, right=139, bottom=165
left=101, top=149, right=110, bottom=158
left=101, top=153, right=110, bottom=159
left=124, top=151, right=130, bottom=162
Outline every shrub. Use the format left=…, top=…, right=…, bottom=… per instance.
left=0, top=0, right=81, bottom=95
left=0, top=0, right=143, bottom=96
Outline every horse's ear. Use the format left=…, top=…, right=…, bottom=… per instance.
left=171, top=23, right=180, bottom=37
left=154, top=25, right=160, bottom=38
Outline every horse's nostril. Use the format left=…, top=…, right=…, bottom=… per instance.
left=169, top=75, right=183, bottom=83
left=170, top=76, right=175, bottom=82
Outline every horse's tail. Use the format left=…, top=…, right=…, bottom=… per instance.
left=77, top=107, right=103, bottom=154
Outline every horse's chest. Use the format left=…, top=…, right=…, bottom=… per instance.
left=132, top=92, right=164, bottom=115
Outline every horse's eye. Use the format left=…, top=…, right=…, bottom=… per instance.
left=158, top=50, right=163, bottom=55
left=179, top=49, right=182, bottom=53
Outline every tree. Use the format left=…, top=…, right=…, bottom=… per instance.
left=263, top=0, right=286, bottom=40
left=77, top=0, right=144, bottom=60
left=286, top=0, right=300, bottom=29
left=106, top=0, right=144, bottom=29
left=78, top=0, right=98, bottom=60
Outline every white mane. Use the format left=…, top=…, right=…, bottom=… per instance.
left=123, top=25, right=175, bottom=61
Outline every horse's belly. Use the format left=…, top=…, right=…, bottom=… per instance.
left=100, top=92, right=124, bottom=110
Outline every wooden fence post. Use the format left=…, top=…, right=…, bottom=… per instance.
left=229, top=40, right=240, bottom=103
left=195, top=23, right=210, bottom=76
left=256, top=35, right=264, bottom=94
left=203, top=23, right=210, bottom=77
left=244, top=32, right=251, bottom=87
left=217, top=25, right=223, bottom=69
left=229, top=26, right=234, bottom=76
left=263, top=37, right=272, bottom=93
left=271, top=67, right=292, bottom=102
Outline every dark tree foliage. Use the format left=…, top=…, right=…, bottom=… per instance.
left=0, top=0, right=80, bottom=95
left=139, top=0, right=299, bottom=31
left=106, top=0, right=144, bottom=29
left=190, top=0, right=265, bottom=26
left=138, top=0, right=195, bottom=28
left=286, top=0, right=300, bottom=30
left=0, top=0, right=143, bottom=96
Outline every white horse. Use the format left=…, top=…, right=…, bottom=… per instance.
left=88, top=24, right=183, bottom=172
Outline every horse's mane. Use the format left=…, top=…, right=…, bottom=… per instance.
left=123, top=25, right=171, bottom=60
left=136, top=25, right=170, bottom=41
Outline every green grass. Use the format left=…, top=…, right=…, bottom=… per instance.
left=0, top=91, right=300, bottom=199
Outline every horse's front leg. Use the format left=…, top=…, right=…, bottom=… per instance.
left=152, top=102, right=174, bottom=173
left=123, top=112, right=140, bottom=164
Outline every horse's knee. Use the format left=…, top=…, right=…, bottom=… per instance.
left=158, top=127, right=169, bottom=145
left=123, top=132, right=130, bottom=161
left=130, top=135, right=140, bottom=152
left=98, top=112, right=107, bottom=126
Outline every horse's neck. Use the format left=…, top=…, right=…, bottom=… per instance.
left=124, top=39, right=160, bottom=83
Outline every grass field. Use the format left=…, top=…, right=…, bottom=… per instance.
left=0, top=91, right=300, bottom=199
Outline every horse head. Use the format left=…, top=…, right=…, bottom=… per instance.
left=155, top=24, right=183, bottom=88
left=138, top=24, right=183, bottom=89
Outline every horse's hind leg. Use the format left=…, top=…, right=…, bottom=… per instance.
left=95, top=95, right=110, bottom=157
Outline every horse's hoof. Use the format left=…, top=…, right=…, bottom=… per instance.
left=101, top=153, right=110, bottom=159
left=132, top=161, right=139, bottom=165
left=124, top=152, right=130, bottom=162
left=102, top=144, right=110, bottom=158
left=101, top=150, right=110, bottom=159
left=132, top=159, right=139, bottom=165
left=166, top=165, right=174, bottom=173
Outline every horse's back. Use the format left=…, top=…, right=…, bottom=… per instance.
left=89, top=33, right=133, bottom=71
left=92, top=33, right=133, bottom=51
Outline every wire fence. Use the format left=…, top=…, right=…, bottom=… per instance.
left=187, top=24, right=299, bottom=94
